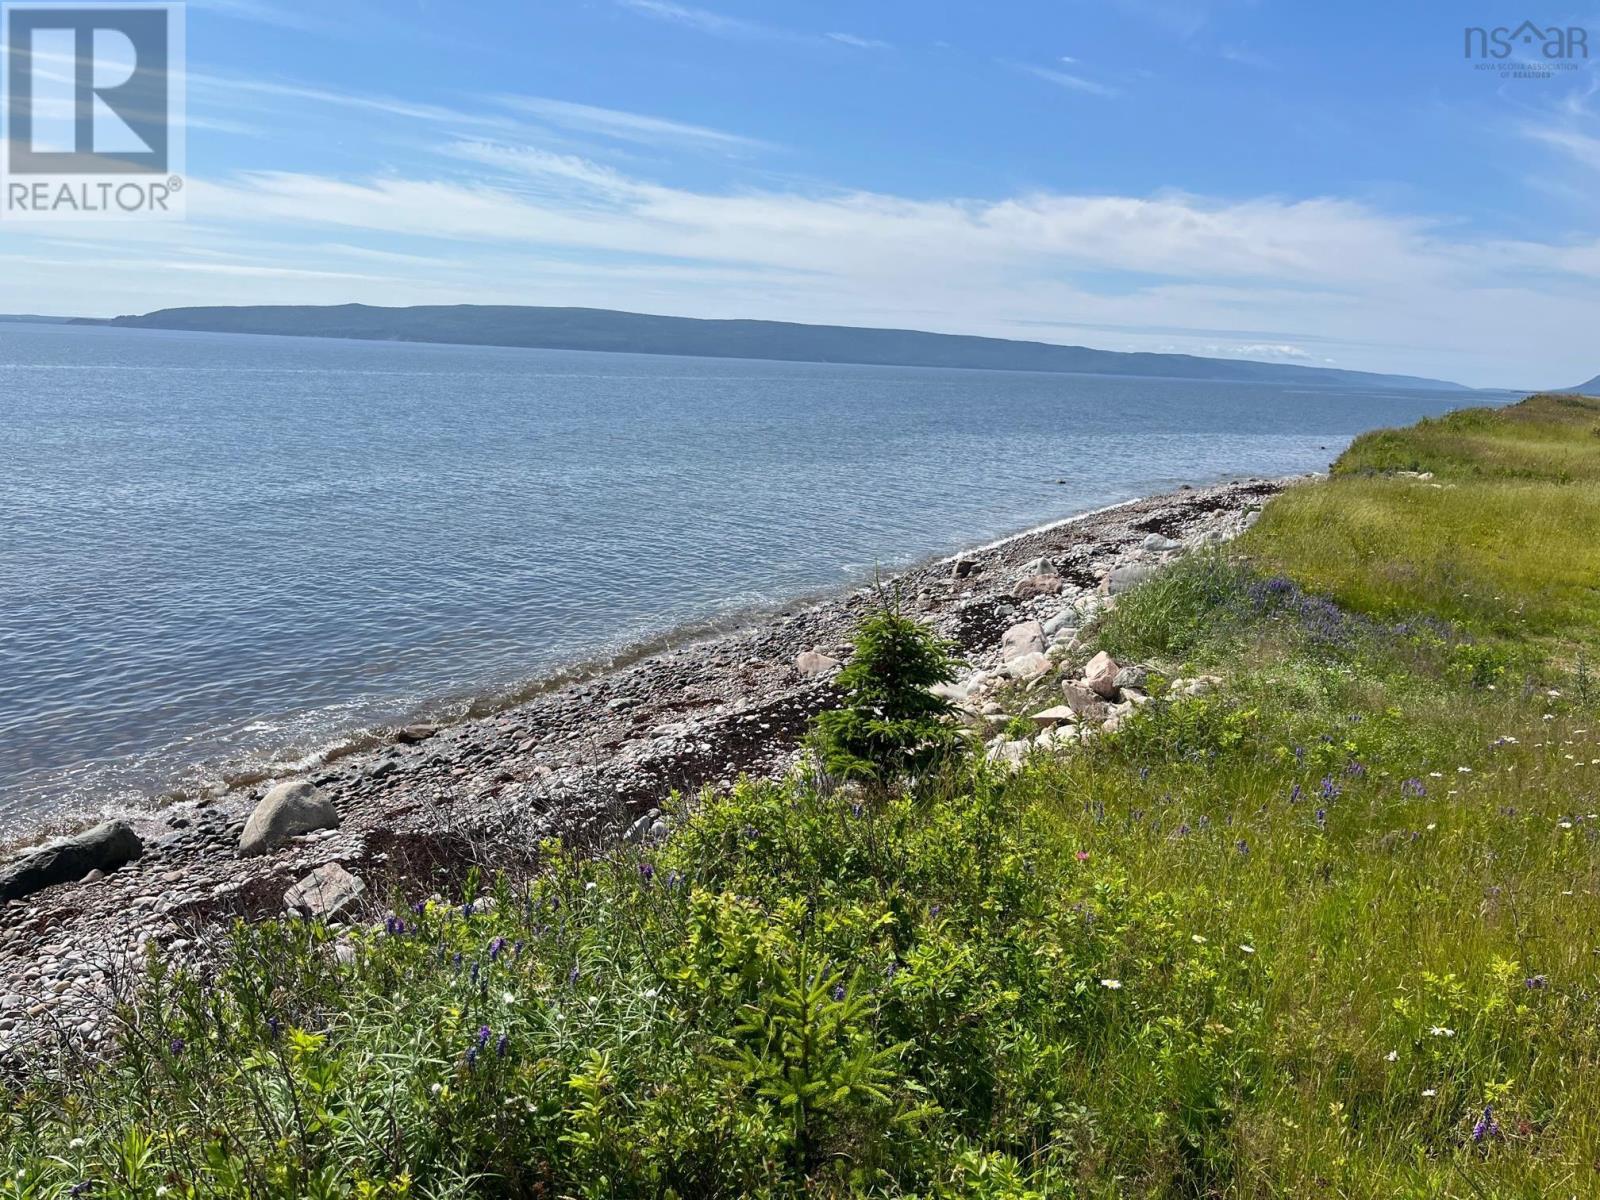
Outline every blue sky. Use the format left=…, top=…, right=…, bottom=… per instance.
left=4, top=0, right=1600, bottom=387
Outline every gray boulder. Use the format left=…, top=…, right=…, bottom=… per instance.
left=1105, top=563, right=1157, bottom=595
left=1142, top=532, right=1182, bottom=553
left=1061, top=680, right=1111, bottom=722
left=1113, top=664, right=1150, bottom=690
left=1000, top=619, right=1046, bottom=661
left=1014, top=573, right=1064, bottom=600
left=795, top=650, right=842, bottom=678
left=0, top=820, right=143, bottom=902
left=283, top=862, right=366, bottom=921
left=239, top=781, right=339, bottom=857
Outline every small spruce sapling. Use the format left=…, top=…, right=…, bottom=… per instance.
left=811, top=592, right=961, bottom=791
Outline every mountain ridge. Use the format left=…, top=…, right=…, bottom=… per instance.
left=82, top=303, right=1473, bottom=391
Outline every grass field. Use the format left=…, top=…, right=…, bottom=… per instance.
left=5, top=394, right=1600, bottom=1198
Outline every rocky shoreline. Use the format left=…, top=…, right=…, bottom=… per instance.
left=0, top=475, right=1294, bottom=1058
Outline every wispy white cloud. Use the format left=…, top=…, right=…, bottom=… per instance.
left=1015, top=63, right=1120, bottom=99
left=495, top=95, right=769, bottom=152
left=186, top=0, right=326, bottom=32
left=615, top=0, right=777, bottom=40
left=826, top=32, right=891, bottom=50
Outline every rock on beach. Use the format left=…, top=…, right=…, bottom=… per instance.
left=239, top=781, right=339, bottom=857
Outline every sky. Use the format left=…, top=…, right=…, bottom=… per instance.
left=3, top=0, right=1599, bottom=388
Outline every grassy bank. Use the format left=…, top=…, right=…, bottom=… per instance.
left=6, top=395, right=1600, bottom=1198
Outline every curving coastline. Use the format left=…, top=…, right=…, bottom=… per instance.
left=0, top=475, right=1290, bottom=1052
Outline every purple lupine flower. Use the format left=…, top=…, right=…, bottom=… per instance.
left=1289, top=783, right=1302, bottom=804
left=1293, top=745, right=1306, bottom=764
left=851, top=802, right=863, bottom=819
left=929, top=903, right=942, bottom=918
left=469, top=960, right=480, bottom=985
left=1526, top=974, right=1548, bottom=989
left=70, top=1183, right=91, bottom=1197
left=742, top=825, right=759, bottom=841
left=1235, top=839, right=1249, bottom=855
left=462, top=901, right=475, bottom=918
left=884, top=961, right=898, bottom=981
left=665, top=869, right=682, bottom=888
left=1175, top=822, right=1190, bottom=837
left=1319, top=776, right=1341, bottom=802
left=831, top=983, right=846, bottom=1002
left=452, top=951, right=463, bottom=968
left=496, top=1032, right=510, bottom=1058
left=568, top=963, right=580, bottom=986
left=1139, top=767, right=1151, bottom=782
left=1315, top=808, right=1327, bottom=828
left=477, top=1024, right=492, bottom=1048
left=1471, top=1105, right=1499, bottom=1142
left=1346, top=760, right=1366, bottom=779
left=1401, top=778, right=1427, bottom=798
left=513, top=939, right=525, bottom=958
left=488, top=937, right=506, bottom=961
left=267, top=1016, right=281, bottom=1040
left=638, top=862, right=655, bottom=884
left=412, top=900, right=426, bottom=915
left=465, top=1045, right=479, bottom=1070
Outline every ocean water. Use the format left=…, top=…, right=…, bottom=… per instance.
left=0, top=321, right=1502, bottom=830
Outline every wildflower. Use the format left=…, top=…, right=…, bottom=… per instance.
left=885, top=961, right=899, bottom=981
left=851, top=802, right=863, bottom=818
left=477, top=1024, right=492, bottom=1047
left=568, top=963, right=580, bottom=986
left=1191, top=934, right=1207, bottom=944
left=1319, top=776, right=1341, bottom=802
left=68, top=1138, right=85, bottom=1150
left=1235, top=839, right=1249, bottom=855
left=169, top=1037, right=185, bottom=1055
left=1346, top=760, right=1366, bottom=778
left=1429, top=1025, right=1455, bottom=1038
left=1238, top=943, right=1255, bottom=954
left=665, top=870, right=682, bottom=888
left=831, top=983, right=846, bottom=1002
left=69, top=1184, right=90, bottom=1198
left=1422, top=1088, right=1437, bottom=1097
left=1471, top=1105, right=1500, bottom=1143
left=1558, top=820, right=1573, bottom=830
left=430, top=1081, right=443, bottom=1095
left=412, top=900, right=427, bottom=915
left=1525, top=974, right=1548, bottom=989
left=1289, top=783, right=1302, bottom=804
left=638, top=862, right=655, bottom=884
left=462, top=901, right=475, bottom=918
left=1100, top=978, right=1122, bottom=989
left=584, top=881, right=597, bottom=891
left=502, top=990, right=516, bottom=1004
left=1385, top=1050, right=1398, bottom=1062
left=267, top=1016, right=281, bottom=1040
left=496, top=1032, right=510, bottom=1059
left=1457, top=766, right=1472, bottom=774
left=1315, top=807, right=1327, bottom=828
left=929, top=903, right=942, bottom=918
left=1401, top=778, right=1426, bottom=798
left=465, top=1046, right=479, bottom=1070
left=488, top=936, right=506, bottom=961
left=1075, top=849, right=1090, bottom=862
left=470, top=960, right=480, bottom=985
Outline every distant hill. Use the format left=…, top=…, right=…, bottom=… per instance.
left=1560, top=374, right=1600, bottom=395
left=85, top=303, right=1471, bottom=391
left=0, top=314, right=74, bottom=323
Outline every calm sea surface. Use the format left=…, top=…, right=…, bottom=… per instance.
left=0, top=322, right=1504, bottom=830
